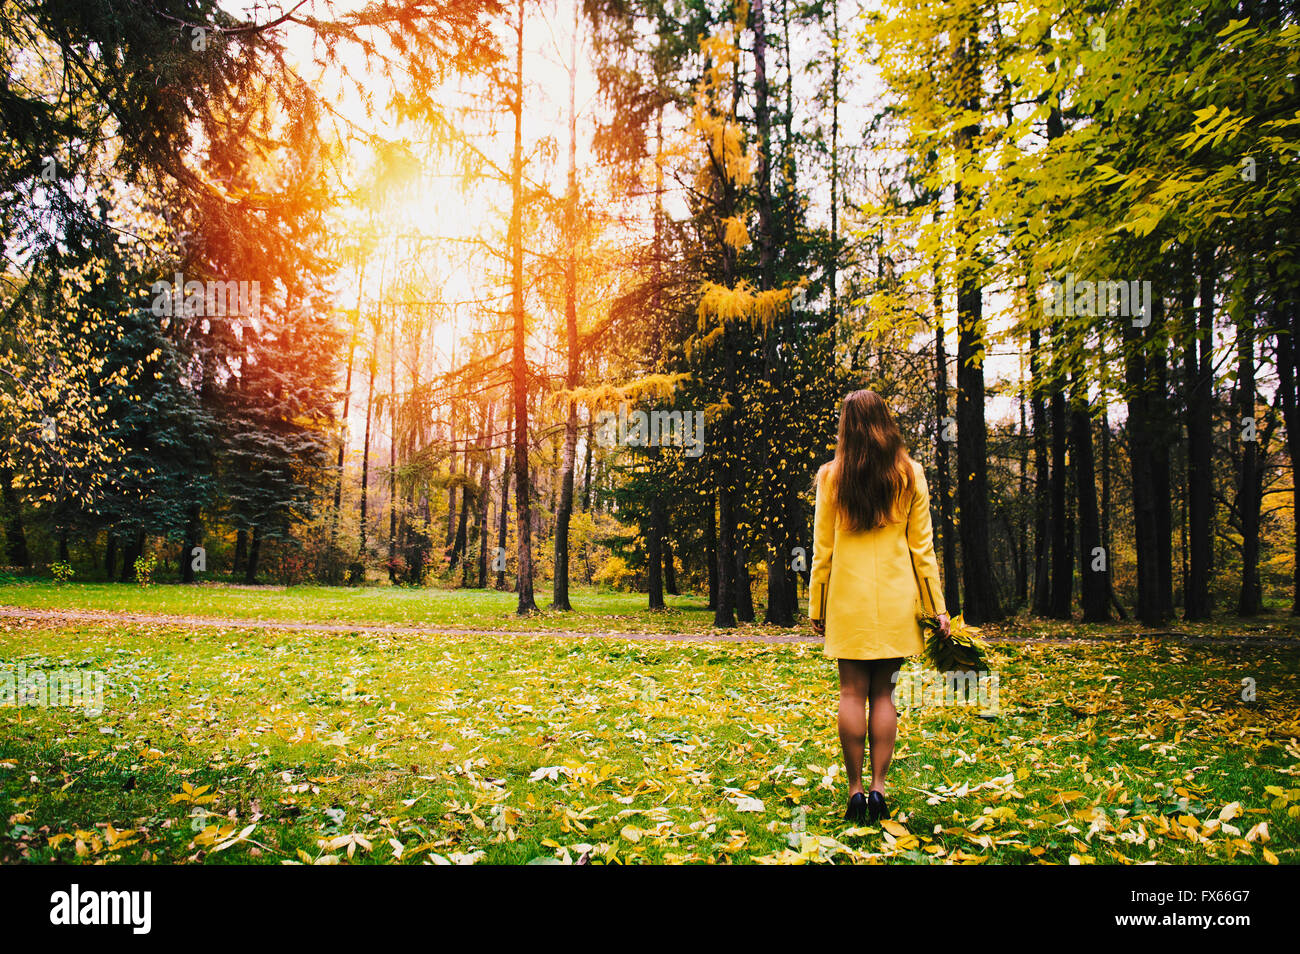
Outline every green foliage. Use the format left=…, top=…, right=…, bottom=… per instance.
left=132, top=554, right=158, bottom=587
left=0, top=0, right=501, bottom=583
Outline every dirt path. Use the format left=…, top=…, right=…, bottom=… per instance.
left=2, top=604, right=1297, bottom=648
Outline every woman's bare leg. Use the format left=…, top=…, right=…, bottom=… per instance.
left=866, top=658, right=903, bottom=794
left=837, top=659, right=872, bottom=797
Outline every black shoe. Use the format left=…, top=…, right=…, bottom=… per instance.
left=844, top=792, right=867, bottom=824
left=867, top=791, right=890, bottom=823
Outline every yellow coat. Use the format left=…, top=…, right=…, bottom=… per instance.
left=809, top=458, right=948, bottom=660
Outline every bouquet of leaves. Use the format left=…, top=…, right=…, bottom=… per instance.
left=919, top=613, right=990, bottom=672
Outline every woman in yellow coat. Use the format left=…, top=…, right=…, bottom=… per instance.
left=809, top=389, right=950, bottom=825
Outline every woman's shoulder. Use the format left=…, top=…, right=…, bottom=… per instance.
left=907, top=457, right=927, bottom=494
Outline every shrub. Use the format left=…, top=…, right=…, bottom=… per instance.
left=592, top=554, right=635, bottom=591
left=133, top=553, right=158, bottom=587
left=50, top=561, right=74, bottom=585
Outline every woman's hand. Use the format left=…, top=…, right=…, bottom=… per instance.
left=812, top=619, right=825, bottom=636
left=936, top=612, right=951, bottom=638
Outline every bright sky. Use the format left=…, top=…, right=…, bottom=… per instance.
left=243, top=1, right=609, bottom=447
left=238, top=1, right=1042, bottom=444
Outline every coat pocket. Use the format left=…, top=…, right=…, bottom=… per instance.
left=811, top=581, right=828, bottom=620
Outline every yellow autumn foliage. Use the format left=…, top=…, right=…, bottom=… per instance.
left=695, top=280, right=808, bottom=335
left=556, top=372, right=691, bottom=414
left=722, top=216, right=749, bottom=249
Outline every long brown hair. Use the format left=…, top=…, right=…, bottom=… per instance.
left=818, top=389, right=915, bottom=531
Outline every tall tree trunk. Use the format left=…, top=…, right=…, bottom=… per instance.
left=547, top=433, right=558, bottom=525
left=1048, top=329, right=1072, bottom=619
left=510, top=0, right=537, bottom=613
left=475, top=407, right=493, bottom=589
left=705, top=497, right=719, bottom=612
left=734, top=511, right=754, bottom=622
left=1184, top=242, right=1215, bottom=619
left=955, top=281, right=1003, bottom=624
left=951, top=14, right=1002, bottom=625
left=1101, top=404, right=1126, bottom=619
left=647, top=479, right=665, bottom=610
left=711, top=46, right=743, bottom=629
left=495, top=413, right=512, bottom=591
left=1039, top=36, right=1070, bottom=620
left=244, top=524, right=261, bottom=585
left=1070, top=376, right=1108, bottom=621
left=233, top=528, right=248, bottom=575
left=714, top=467, right=736, bottom=627
left=1266, top=214, right=1300, bottom=613
left=388, top=319, right=399, bottom=583
left=355, top=350, right=376, bottom=585
left=119, top=531, right=138, bottom=583
left=329, top=266, right=362, bottom=583
left=827, top=0, right=839, bottom=329
left=445, top=316, right=460, bottom=553
left=934, top=276, right=961, bottom=615
left=406, top=359, right=428, bottom=587
left=450, top=472, right=472, bottom=573
left=1016, top=355, right=1029, bottom=605
left=455, top=401, right=489, bottom=578
left=663, top=521, right=678, bottom=595
left=1151, top=298, right=1175, bottom=618
left=581, top=416, right=594, bottom=513
left=1125, top=293, right=1166, bottom=626
left=643, top=106, right=674, bottom=613
left=778, top=0, right=796, bottom=246
left=1030, top=322, right=1052, bottom=616
left=553, top=9, right=581, bottom=611
left=1238, top=260, right=1262, bottom=615
left=753, top=0, right=792, bottom=627
left=445, top=427, right=459, bottom=550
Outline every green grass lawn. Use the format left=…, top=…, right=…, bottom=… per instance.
left=5, top=578, right=1300, bottom=642
left=0, top=579, right=732, bottom=634
left=1, top=615, right=1296, bottom=864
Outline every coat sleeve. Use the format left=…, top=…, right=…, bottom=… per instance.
left=809, top=468, right=835, bottom=622
left=907, top=463, right=948, bottom=617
